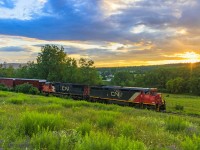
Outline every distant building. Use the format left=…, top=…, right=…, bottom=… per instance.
left=0, top=63, right=26, bottom=69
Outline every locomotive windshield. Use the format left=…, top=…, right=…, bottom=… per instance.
left=144, top=88, right=158, bottom=95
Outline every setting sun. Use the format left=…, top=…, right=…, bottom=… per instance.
left=180, top=52, right=200, bottom=63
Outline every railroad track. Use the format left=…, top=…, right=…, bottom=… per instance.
left=165, top=111, right=200, bottom=118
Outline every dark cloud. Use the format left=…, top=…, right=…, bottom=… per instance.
left=0, top=46, right=30, bottom=52
left=0, top=0, right=199, bottom=43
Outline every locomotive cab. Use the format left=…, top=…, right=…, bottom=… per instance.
left=42, top=82, right=55, bottom=94
left=142, top=88, right=166, bottom=111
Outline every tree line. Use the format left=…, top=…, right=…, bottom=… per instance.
left=0, top=45, right=102, bottom=85
left=111, top=64, right=200, bottom=95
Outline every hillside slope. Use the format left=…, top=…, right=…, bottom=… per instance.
left=0, top=91, right=200, bottom=150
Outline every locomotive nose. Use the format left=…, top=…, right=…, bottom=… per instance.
left=156, top=94, right=166, bottom=112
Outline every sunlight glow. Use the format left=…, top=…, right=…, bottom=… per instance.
left=179, top=52, right=200, bottom=63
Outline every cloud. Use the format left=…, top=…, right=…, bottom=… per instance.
left=0, top=1, right=200, bottom=66
left=0, top=46, right=31, bottom=52
left=0, top=0, right=48, bottom=20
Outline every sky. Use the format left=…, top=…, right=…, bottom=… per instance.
left=0, top=0, right=200, bottom=67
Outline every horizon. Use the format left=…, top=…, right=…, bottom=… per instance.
left=1, top=61, right=199, bottom=69
left=0, top=0, right=200, bottom=67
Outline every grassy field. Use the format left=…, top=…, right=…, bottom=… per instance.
left=164, top=93, right=200, bottom=116
left=0, top=91, right=200, bottom=150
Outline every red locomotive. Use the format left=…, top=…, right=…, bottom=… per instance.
left=0, top=78, right=166, bottom=111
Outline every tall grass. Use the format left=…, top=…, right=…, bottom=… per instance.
left=77, top=121, right=92, bottom=135
left=75, top=131, right=146, bottom=150
left=19, top=112, right=63, bottom=136
left=97, top=113, right=115, bottom=129
left=7, top=97, right=26, bottom=105
left=37, top=104, right=63, bottom=112
left=1, top=91, right=200, bottom=149
left=115, top=122, right=135, bottom=138
left=31, top=129, right=80, bottom=150
left=166, top=116, right=189, bottom=132
left=181, top=135, right=200, bottom=150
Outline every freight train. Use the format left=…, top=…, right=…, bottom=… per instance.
left=0, top=77, right=166, bottom=111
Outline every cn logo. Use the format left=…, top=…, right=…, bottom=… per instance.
left=111, top=90, right=122, bottom=98
left=62, top=86, right=70, bottom=91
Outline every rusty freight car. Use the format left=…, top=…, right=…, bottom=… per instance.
left=14, top=78, right=46, bottom=91
left=0, top=78, right=15, bottom=88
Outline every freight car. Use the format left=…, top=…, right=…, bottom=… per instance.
left=0, top=78, right=15, bottom=88
left=0, top=77, right=46, bottom=91
left=14, top=78, right=46, bottom=91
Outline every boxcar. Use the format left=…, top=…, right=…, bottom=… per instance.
left=0, top=78, right=15, bottom=88
left=15, top=78, right=46, bottom=91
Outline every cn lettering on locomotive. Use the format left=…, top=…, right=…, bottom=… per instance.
left=61, top=86, right=70, bottom=91
left=111, top=90, right=122, bottom=98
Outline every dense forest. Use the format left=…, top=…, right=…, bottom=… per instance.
left=1, top=45, right=200, bottom=95
left=109, top=63, right=200, bottom=95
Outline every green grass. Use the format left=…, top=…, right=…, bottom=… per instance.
left=0, top=90, right=200, bottom=150
left=165, top=116, right=190, bottom=132
left=19, top=111, right=64, bottom=136
left=75, top=131, right=146, bottom=150
left=164, top=93, right=200, bottom=116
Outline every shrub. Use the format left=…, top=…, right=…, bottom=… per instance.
left=166, top=116, right=189, bottom=132
left=29, top=87, right=40, bottom=95
left=175, top=104, right=184, bottom=111
left=19, top=112, right=63, bottom=136
left=15, top=83, right=39, bottom=95
left=0, top=84, right=9, bottom=91
left=75, top=131, right=146, bottom=150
